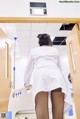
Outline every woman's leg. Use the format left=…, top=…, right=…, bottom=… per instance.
left=51, top=88, right=64, bottom=119
left=35, top=91, right=49, bottom=119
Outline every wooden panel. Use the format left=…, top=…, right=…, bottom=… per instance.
left=0, top=28, right=11, bottom=112
left=0, top=80, right=10, bottom=112
left=66, top=24, right=80, bottom=119
left=0, top=17, right=80, bottom=23
left=0, top=28, right=8, bottom=39
left=0, top=46, right=5, bottom=80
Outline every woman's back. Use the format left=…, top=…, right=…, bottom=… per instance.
left=31, top=46, right=59, bottom=69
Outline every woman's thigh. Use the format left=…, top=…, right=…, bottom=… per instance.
left=35, top=91, right=49, bottom=119
left=51, top=88, right=64, bottom=119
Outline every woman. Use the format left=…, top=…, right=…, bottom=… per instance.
left=24, top=34, right=72, bottom=119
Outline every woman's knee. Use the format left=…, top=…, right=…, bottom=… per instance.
left=35, top=106, right=45, bottom=118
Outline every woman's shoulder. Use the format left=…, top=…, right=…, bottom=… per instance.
left=30, top=47, right=40, bottom=54
left=51, top=46, right=59, bottom=52
left=31, top=46, right=59, bottom=55
left=31, top=47, right=40, bottom=51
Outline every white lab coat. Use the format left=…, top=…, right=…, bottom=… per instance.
left=24, top=46, right=72, bottom=112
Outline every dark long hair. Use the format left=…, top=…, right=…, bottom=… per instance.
left=37, top=33, right=52, bottom=46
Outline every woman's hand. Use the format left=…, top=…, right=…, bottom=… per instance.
left=24, top=83, right=32, bottom=90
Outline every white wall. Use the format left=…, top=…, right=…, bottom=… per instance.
left=0, top=0, right=80, bottom=17
left=15, top=58, right=28, bottom=90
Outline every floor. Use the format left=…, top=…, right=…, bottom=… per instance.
left=15, top=108, right=76, bottom=119
left=15, top=99, right=77, bottom=119
left=15, top=114, right=76, bottom=119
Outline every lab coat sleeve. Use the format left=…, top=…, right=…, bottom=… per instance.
left=24, top=54, right=34, bottom=86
